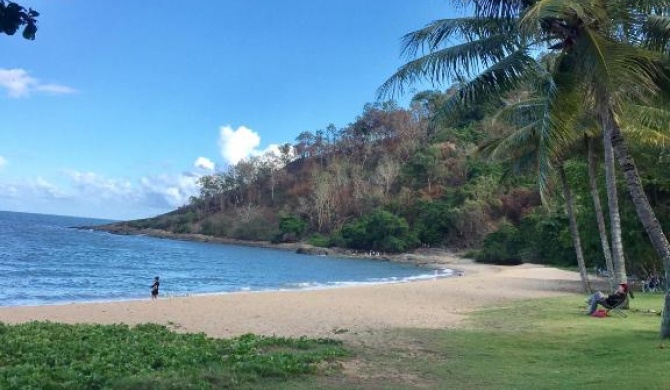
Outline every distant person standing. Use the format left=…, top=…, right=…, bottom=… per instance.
left=151, top=276, right=160, bottom=299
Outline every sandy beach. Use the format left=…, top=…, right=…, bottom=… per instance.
left=0, top=253, right=583, bottom=339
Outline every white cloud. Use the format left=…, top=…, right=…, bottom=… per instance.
left=64, top=169, right=202, bottom=210
left=0, top=122, right=289, bottom=219
left=218, top=125, right=261, bottom=165
left=0, top=176, right=67, bottom=200
left=138, top=173, right=200, bottom=209
left=36, top=83, right=78, bottom=95
left=0, top=68, right=77, bottom=98
left=66, top=170, right=134, bottom=199
left=0, top=164, right=208, bottom=219
left=34, top=176, right=68, bottom=199
left=194, top=157, right=215, bottom=171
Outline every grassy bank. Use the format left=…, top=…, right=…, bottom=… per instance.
left=0, top=322, right=345, bottom=389
left=291, top=293, right=669, bottom=389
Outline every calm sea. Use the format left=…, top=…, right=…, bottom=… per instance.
left=0, top=210, right=451, bottom=306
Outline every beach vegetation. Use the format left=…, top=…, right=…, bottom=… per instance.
left=277, top=214, right=308, bottom=242
left=474, top=223, right=523, bottom=265
left=0, top=322, right=345, bottom=389
left=340, top=209, right=418, bottom=253
left=307, top=233, right=330, bottom=248
left=200, top=216, right=229, bottom=237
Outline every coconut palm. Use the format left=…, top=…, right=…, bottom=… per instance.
left=479, top=102, right=593, bottom=294
left=586, top=137, right=616, bottom=291
left=472, top=64, right=592, bottom=293
left=490, top=87, right=670, bottom=292
left=476, top=54, right=622, bottom=290
left=380, top=0, right=670, bottom=338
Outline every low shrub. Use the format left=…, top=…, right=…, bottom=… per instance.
left=0, top=322, right=346, bottom=390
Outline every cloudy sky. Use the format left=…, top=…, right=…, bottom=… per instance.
left=1, top=0, right=448, bottom=220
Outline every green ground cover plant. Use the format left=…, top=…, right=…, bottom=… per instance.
left=0, top=322, right=345, bottom=389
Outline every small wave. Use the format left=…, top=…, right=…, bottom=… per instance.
left=283, top=282, right=322, bottom=288
left=278, top=268, right=455, bottom=291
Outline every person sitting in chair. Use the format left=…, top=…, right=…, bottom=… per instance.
left=586, top=283, right=629, bottom=315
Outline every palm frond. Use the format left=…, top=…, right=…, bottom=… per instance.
left=425, top=49, right=541, bottom=126
left=626, top=103, right=670, bottom=126
left=616, top=1, right=670, bottom=14
left=510, top=149, right=542, bottom=175
left=454, top=49, right=540, bottom=104
left=642, top=14, right=670, bottom=50
left=622, top=104, right=670, bottom=148
left=572, top=27, right=661, bottom=104
left=400, top=17, right=518, bottom=58
left=493, top=97, right=548, bottom=125
left=379, top=33, right=519, bottom=98
left=453, top=0, right=532, bottom=19
left=621, top=124, right=670, bottom=147
left=521, top=0, right=607, bottom=30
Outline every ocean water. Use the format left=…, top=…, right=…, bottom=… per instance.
left=0, top=211, right=452, bottom=306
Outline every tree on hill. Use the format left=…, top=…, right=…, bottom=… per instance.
left=0, top=1, right=38, bottom=40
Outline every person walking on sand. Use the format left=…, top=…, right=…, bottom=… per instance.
left=151, top=276, right=160, bottom=299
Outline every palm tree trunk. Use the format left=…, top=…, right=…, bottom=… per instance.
left=587, top=138, right=615, bottom=291
left=606, top=109, right=670, bottom=339
left=602, top=119, right=627, bottom=285
left=558, top=163, right=591, bottom=293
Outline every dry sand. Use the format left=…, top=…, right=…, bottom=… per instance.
left=0, top=253, right=583, bottom=339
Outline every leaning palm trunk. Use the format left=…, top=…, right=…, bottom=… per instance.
left=606, top=109, right=670, bottom=339
left=587, top=138, right=615, bottom=290
left=558, top=164, right=591, bottom=293
left=602, top=123, right=627, bottom=285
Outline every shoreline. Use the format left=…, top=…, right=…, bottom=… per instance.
left=86, top=224, right=458, bottom=269
left=0, top=257, right=584, bottom=339
left=0, top=268, right=457, bottom=310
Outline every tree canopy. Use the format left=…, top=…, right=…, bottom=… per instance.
left=0, top=0, right=38, bottom=40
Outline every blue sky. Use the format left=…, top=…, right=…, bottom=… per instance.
left=1, top=0, right=451, bottom=220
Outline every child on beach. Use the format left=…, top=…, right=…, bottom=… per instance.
left=151, top=276, right=160, bottom=299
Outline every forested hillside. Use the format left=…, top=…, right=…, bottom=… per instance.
left=106, top=88, right=670, bottom=278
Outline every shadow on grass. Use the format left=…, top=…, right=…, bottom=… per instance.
left=295, top=294, right=669, bottom=390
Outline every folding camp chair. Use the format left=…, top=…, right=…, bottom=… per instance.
left=603, top=296, right=629, bottom=317
left=603, top=290, right=634, bottom=317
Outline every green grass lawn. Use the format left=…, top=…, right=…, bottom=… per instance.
left=286, top=293, right=669, bottom=390
left=417, top=294, right=669, bottom=389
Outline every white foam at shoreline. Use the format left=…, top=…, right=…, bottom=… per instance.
left=0, top=268, right=456, bottom=308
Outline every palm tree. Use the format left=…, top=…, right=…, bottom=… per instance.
left=586, top=137, right=616, bottom=291
left=477, top=78, right=593, bottom=293
left=380, top=0, right=670, bottom=338
left=529, top=1, right=670, bottom=338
